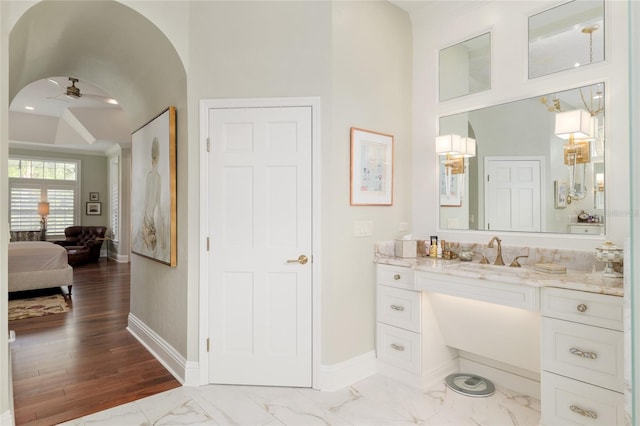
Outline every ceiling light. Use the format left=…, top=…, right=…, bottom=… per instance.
left=24, top=106, right=35, bottom=111
left=574, top=62, right=580, bottom=67
left=105, top=98, right=119, bottom=105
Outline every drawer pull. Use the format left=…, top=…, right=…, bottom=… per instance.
left=390, top=343, right=405, bottom=351
left=577, top=303, right=588, bottom=313
left=393, top=274, right=401, bottom=280
left=390, top=304, right=405, bottom=311
left=570, top=347, right=598, bottom=359
left=570, top=405, right=598, bottom=419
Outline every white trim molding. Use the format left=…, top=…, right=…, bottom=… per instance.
left=1, top=410, right=14, bottom=426
left=317, top=350, right=377, bottom=392
left=127, top=313, right=199, bottom=386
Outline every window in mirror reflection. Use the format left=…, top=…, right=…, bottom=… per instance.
left=438, top=83, right=605, bottom=235
left=529, top=0, right=604, bottom=79
left=439, top=32, right=491, bottom=101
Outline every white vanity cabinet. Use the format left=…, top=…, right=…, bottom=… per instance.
left=541, top=287, right=625, bottom=426
left=375, top=264, right=426, bottom=385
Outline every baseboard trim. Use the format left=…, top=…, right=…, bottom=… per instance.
left=1, top=409, right=14, bottom=426
left=317, top=350, right=377, bottom=391
left=127, top=313, right=198, bottom=386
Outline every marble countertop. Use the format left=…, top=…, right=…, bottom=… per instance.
left=374, top=255, right=623, bottom=297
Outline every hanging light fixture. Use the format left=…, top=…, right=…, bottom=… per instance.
left=555, top=109, right=592, bottom=201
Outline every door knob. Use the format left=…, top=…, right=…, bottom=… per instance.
left=286, top=255, right=308, bottom=265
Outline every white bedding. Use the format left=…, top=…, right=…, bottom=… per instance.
left=8, top=241, right=73, bottom=294
left=8, top=241, right=69, bottom=273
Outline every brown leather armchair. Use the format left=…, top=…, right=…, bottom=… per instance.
left=54, top=226, right=107, bottom=266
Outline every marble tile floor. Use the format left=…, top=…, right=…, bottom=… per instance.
left=60, top=374, right=540, bottom=426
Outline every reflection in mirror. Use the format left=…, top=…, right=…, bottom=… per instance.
left=439, top=32, right=491, bottom=101
left=439, top=83, right=605, bottom=235
left=529, top=0, right=604, bottom=79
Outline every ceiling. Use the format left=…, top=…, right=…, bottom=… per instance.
left=9, top=76, right=131, bottom=155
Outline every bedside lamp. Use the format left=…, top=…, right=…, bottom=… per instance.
left=38, top=202, right=50, bottom=232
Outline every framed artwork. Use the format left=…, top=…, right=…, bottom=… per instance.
left=86, top=202, right=102, bottom=215
left=439, top=162, right=463, bottom=207
left=555, top=180, right=568, bottom=209
left=89, top=192, right=99, bottom=201
left=350, top=127, right=394, bottom=206
left=131, top=106, right=177, bottom=267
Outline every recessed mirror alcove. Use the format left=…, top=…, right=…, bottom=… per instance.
left=439, top=32, right=491, bottom=101
left=438, top=82, right=605, bottom=235
left=529, top=0, right=605, bottom=79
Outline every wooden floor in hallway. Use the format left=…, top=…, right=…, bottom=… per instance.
left=9, top=259, right=181, bottom=426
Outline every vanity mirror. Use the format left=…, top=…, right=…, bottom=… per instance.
left=439, top=82, right=605, bottom=235
left=529, top=0, right=604, bottom=79
left=439, top=32, right=491, bottom=101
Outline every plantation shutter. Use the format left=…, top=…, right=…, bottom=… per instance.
left=9, top=185, right=41, bottom=230
left=47, top=187, right=75, bottom=234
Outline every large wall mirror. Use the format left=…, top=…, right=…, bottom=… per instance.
left=439, top=32, right=491, bottom=101
left=439, top=82, right=605, bottom=235
left=529, top=0, right=604, bottom=79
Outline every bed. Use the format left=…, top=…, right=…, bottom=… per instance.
left=8, top=241, right=74, bottom=294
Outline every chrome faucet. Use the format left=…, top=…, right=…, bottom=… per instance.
left=487, top=236, right=505, bottom=266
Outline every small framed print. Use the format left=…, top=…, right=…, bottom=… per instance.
left=554, top=180, right=568, bottom=209
left=350, top=127, right=394, bottom=206
left=86, top=202, right=102, bottom=216
left=89, top=192, right=99, bottom=201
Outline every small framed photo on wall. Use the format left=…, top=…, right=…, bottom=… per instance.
left=86, top=202, right=102, bottom=216
left=89, top=192, right=99, bottom=201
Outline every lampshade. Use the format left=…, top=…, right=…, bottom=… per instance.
left=435, top=134, right=463, bottom=154
left=459, top=137, right=476, bottom=157
left=38, top=202, right=50, bottom=216
left=554, top=109, right=592, bottom=140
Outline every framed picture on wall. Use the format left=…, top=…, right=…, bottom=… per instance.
left=89, top=192, right=99, bottom=201
left=439, top=162, right=463, bottom=207
left=554, top=180, right=568, bottom=209
left=350, top=127, right=394, bottom=206
left=131, top=106, right=177, bottom=267
left=86, top=202, right=102, bottom=215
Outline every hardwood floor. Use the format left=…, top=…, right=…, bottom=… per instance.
left=9, top=259, right=181, bottom=426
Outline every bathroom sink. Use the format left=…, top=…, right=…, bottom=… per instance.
left=441, top=261, right=534, bottom=282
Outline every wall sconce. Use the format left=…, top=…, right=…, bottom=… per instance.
left=555, top=109, right=592, bottom=200
left=436, top=134, right=463, bottom=174
left=38, top=201, right=50, bottom=231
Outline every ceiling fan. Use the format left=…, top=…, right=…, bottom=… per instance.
left=46, top=77, right=118, bottom=105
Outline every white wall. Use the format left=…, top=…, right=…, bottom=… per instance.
left=412, top=0, right=629, bottom=250
left=328, top=1, right=412, bottom=364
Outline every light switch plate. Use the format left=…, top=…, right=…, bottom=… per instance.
left=354, top=220, right=373, bottom=237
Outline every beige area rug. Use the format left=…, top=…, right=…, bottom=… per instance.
left=8, top=294, right=70, bottom=321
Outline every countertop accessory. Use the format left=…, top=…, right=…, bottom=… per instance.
left=458, top=250, right=474, bottom=261
left=445, top=373, right=495, bottom=397
left=594, top=241, right=623, bottom=277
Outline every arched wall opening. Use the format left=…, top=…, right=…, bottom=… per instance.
left=7, top=0, right=191, bottom=371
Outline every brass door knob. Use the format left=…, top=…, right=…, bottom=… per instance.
left=286, top=255, right=308, bottom=265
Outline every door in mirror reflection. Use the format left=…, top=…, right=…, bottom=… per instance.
left=438, top=83, right=605, bottom=235
left=529, top=0, right=604, bottom=79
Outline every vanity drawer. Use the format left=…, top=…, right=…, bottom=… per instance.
left=541, top=287, right=623, bottom=331
left=377, top=285, right=421, bottom=332
left=542, top=317, right=623, bottom=392
left=568, top=224, right=603, bottom=235
left=541, top=372, right=624, bottom=426
left=376, top=323, right=420, bottom=374
left=376, top=265, right=415, bottom=290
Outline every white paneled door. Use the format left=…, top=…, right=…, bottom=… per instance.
left=207, top=106, right=312, bottom=387
left=485, top=158, right=542, bottom=232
